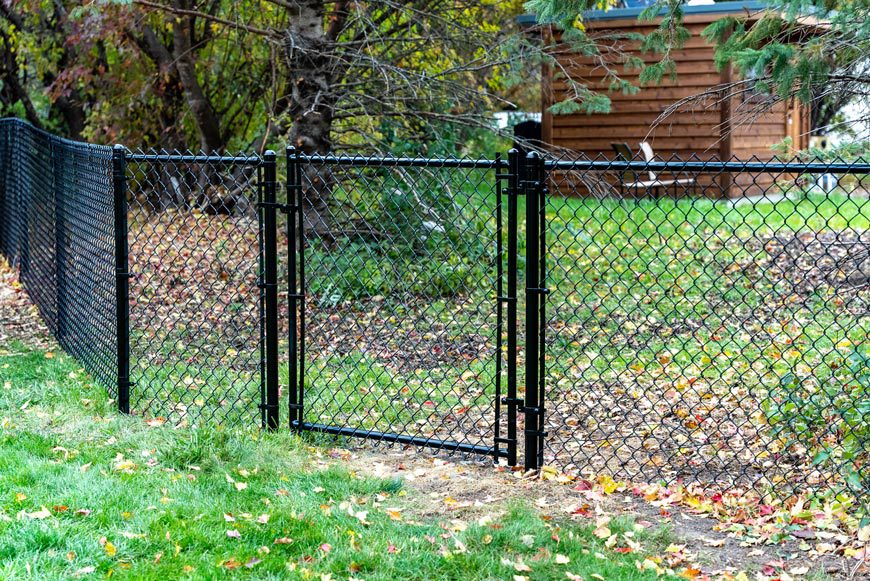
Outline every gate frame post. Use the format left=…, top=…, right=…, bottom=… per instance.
left=262, top=150, right=280, bottom=430
left=286, top=146, right=303, bottom=430
left=522, top=151, right=547, bottom=471
left=112, top=145, right=131, bottom=414
left=499, top=149, right=521, bottom=467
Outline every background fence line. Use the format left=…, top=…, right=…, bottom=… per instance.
left=0, top=118, right=867, bottom=509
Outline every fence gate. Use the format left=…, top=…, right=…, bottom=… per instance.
left=283, top=150, right=517, bottom=462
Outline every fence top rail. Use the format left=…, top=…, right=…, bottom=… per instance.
left=125, top=151, right=263, bottom=165
left=544, top=158, right=870, bottom=174
left=295, top=152, right=506, bottom=169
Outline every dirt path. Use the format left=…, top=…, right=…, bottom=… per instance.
left=340, top=447, right=865, bottom=580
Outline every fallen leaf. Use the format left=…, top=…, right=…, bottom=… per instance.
left=103, top=540, right=117, bottom=557
left=592, top=525, right=610, bottom=539
left=226, top=529, right=241, bottom=539
left=24, top=506, right=52, bottom=519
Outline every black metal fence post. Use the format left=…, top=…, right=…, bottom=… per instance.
left=522, top=151, right=546, bottom=471
left=535, top=154, right=547, bottom=470
left=112, top=145, right=131, bottom=414
left=262, top=150, right=280, bottom=431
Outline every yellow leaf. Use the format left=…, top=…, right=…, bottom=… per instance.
left=15, top=493, right=26, bottom=502
left=104, top=540, right=117, bottom=557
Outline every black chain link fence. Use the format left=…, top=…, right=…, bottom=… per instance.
left=0, top=117, right=867, bottom=509
left=0, top=118, right=117, bottom=391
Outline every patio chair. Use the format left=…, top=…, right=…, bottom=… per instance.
left=610, top=142, right=695, bottom=197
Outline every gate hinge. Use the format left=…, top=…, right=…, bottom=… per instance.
left=526, top=287, right=550, bottom=295
left=287, top=403, right=303, bottom=410
left=258, top=201, right=290, bottom=213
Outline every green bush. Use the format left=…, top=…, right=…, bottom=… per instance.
left=764, top=346, right=869, bottom=493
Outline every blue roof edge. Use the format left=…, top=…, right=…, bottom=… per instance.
left=517, top=0, right=769, bottom=25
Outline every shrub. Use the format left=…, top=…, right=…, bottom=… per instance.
left=764, top=346, right=869, bottom=493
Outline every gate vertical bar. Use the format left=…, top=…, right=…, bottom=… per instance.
left=505, top=149, right=520, bottom=466
left=112, top=145, right=131, bottom=414
left=494, top=152, right=503, bottom=460
left=493, top=152, right=517, bottom=464
left=522, top=151, right=542, bottom=470
left=258, top=162, right=266, bottom=428
left=536, top=155, right=547, bottom=469
left=295, top=148, right=306, bottom=429
left=287, top=146, right=301, bottom=429
left=262, top=150, right=280, bottom=430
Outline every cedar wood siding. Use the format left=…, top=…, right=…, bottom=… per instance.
left=542, top=10, right=810, bottom=197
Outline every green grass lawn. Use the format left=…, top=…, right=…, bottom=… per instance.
left=0, top=344, right=683, bottom=580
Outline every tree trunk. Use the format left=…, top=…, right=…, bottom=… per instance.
left=172, top=2, right=223, bottom=153
left=283, top=0, right=344, bottom=236
left=285, top=0, right=335, bottom=155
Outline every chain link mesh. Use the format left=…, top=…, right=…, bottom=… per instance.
left=541, top=153, right=868, bottom=505
left=0, top=118, right=117, bottom=391
left=125, top=151, right=265, bottom=427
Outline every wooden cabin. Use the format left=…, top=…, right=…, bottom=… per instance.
left=522, top=0, right=812, bottom=198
